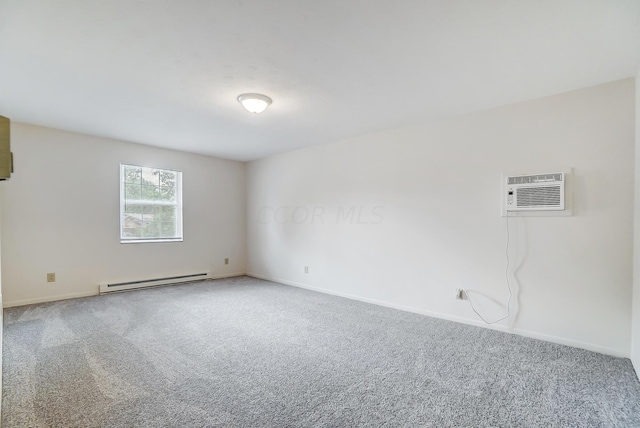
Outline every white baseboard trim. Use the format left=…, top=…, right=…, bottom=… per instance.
left=209, top=272, right=247, bottom=279
left=633, top=356, right=640, bottom=381
left=3, top=273, right=246, bottom=308
left=3, top=291, right=99, bottom=308
left=247, top=272, right=629, bottom=359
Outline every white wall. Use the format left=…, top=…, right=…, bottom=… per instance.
left=1, top=123, right=246, bottom=307
left=247, top=79, right=636, bottom=357
left=633, top=71, right=640, bottom=375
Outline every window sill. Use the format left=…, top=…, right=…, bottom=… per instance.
left=120, top=238, right=183, bottom=244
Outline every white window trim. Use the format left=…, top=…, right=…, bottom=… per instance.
left=119, top=163, right=184, bottom=243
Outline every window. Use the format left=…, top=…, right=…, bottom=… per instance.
left=120, top=163, right=183, bottom=243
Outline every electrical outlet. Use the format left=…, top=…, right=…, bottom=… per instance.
left=224, top=258, right=229, bottom=265
left=304, top=266, right=309, bottom=274
left=455, top=288, right=465, bottom=300
left=47, top=273, right=56, bottom=283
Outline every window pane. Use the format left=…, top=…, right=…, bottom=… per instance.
left=122, top=226, right=142, bottom=238
left=159, top=170, right=176, bottom=187
left=142, top=168, right=160, bottom=186
left=140, top=184, right=159, bottom=200
left=122, top=207, right=143, bottom=238
left=142, top=204, right=158, bottom=215
left=124, top=183, right=142, bottom=200
left=160, top=222, right=176, bottom=237
left=123, top=166, right=142, bottom=184
left=124, top=203, right=143, bottom=214
left=158, top=186, right=175, bottom=201
left=142, top=220, right=160, bottom=238
left=159, top=206, right=176, bottom=221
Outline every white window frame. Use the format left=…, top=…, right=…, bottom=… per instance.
left=119, top=163, right=183, bottom=244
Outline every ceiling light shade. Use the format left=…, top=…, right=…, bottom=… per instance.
left=237, top=93, right=272, bottom=113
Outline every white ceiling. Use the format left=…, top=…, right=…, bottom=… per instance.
left=1, top=1, right=639, bottom=161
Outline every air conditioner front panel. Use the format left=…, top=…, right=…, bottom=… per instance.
left=507, top=185, right=564, bottom=211
left=505, top=172, right=565, bottom=212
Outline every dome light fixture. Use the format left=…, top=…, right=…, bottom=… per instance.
left=237, top=93, right=272, bottom=114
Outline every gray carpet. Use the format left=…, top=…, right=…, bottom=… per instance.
left=2, top=276, right=640, bottom=427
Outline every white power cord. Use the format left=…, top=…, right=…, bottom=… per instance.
left=466, top=212, right=513, bottom=324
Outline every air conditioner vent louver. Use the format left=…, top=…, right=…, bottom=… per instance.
left=516, top=186, right=561, bottom=207
left=507, top=173, right=562, bottom=185
left=505, top=172, right=565, bottom=212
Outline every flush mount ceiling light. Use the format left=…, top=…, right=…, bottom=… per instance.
left=237, top=93, right=272, bottom=114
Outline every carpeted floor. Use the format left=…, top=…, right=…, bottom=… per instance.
left=2, top=276, right=640, bottom=427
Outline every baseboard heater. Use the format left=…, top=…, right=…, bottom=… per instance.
left=99, top=272, right=211, bottom=294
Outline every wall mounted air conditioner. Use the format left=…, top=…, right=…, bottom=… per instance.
left=504, top=172, right=565, bottom=212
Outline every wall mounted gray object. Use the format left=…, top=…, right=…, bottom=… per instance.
left=0, top=115, right=13, bottom=180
